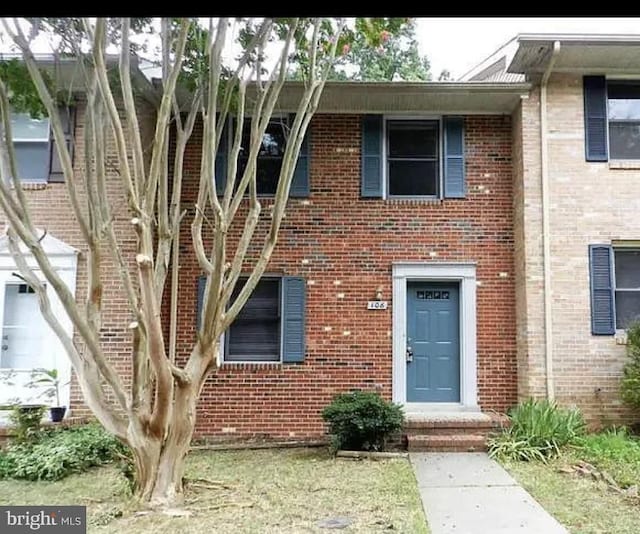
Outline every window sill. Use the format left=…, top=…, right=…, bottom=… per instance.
left=12, top=181, right=48, bottom=191
left=615, top=330, right=628, bottom=345
left=219, top=361, right=284, bottom=370
left=385, top=197, right=443, bottom=205
left=608, top=160, right=640, bottom=170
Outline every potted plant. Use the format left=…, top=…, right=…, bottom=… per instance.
left=26, top=368, right=68, bottom=422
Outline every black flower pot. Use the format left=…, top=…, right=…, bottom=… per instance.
left=49, top=406, right=66, bottom=423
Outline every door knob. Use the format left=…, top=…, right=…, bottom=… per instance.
left=406, top=346, right=413, bottom=362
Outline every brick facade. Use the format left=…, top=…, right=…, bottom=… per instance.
left=513, top=73, right=640, bottom=425
left=172, top=114, right=517, bottom=440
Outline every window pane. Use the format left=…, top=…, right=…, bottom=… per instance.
left=615, top=250, right=640, bottom=288
left=388, top=160, right=437, bottom=196
left=227, top=278, right=280, bottom=361
left=14, top=142, right=49, bottom=181
left=388, top=121, right=438, bottom=158
left=615, top=291, right=640, bottom=329
left=240, top=119, right=287, bottom=158
left=608, top=99, right=640, bottom=121
left=10, top=113, right=49, bottom=141
left=609, top=122, right=640, bottom=159
left=237, top=119, right=286, bottom=195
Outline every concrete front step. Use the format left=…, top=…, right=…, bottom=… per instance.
left=408, top=433, right=487, bottom=452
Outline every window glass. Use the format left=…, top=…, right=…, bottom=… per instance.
left=614, top=249, right=640, bottom=329
left=387, top=120, right=439, bottom=197
left=10, top=113, right=49, bottom=141
left=615, top=250, right=640, bottom=288
left=226, top=278, right=281, bottom=362
left=614, top=292, right=640, bottom=330
left=237, top=119, right=287, bottom=196
left=608, top=83, right=640, bottom=160
left=10, top=113, right=50, bottom=181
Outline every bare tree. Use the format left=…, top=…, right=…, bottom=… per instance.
left=0, top=17, right=397, bottom=507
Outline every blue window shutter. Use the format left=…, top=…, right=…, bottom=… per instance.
left=443, top=116, right=465, bottom=198
left=290, top=114, right=310, bottom=197
left=282, top=276, right=306, bottom=363
left=215, top=118, right=229, bottom=196
left=196, top=275, right=206, bottom=331
left=584, top=76, right=608, bottom=162
left=361, top=115, right=383, bottom=198
left=589, top=245, right=615, bottom=335
left=48, top=104, right=76, bottom=183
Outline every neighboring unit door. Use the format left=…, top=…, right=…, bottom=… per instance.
left=406, top=282, right=460, bottom=402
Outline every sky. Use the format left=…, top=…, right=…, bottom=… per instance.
left=415, top=18, right=640, bottom=79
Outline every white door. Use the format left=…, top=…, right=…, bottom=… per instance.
left=0, top=283, right=51, bottom=406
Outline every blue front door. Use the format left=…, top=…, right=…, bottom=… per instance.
left=406, top=282, right=460, bottom=402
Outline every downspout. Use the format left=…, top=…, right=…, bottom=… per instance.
left=540, top=41, right=561, bottom=400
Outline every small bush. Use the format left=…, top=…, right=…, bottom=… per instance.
left=621, top=322, right=640, bottom=411
left=321, top=390, right=404, bottom=452
left=0, top=423, right=127, bottom=481
left=8, top=404, right=47, bottom=444
left=488, top=399, right=586, bottom=462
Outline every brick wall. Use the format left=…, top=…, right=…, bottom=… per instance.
left=514, top=73, right=640, bottom=425
left=173, top=114, right=517, bottom=440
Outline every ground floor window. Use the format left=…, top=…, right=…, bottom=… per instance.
left=614, top=249, right=640, bottom=329
left=225, top=277, right=281, bottom=362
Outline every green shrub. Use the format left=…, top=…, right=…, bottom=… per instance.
left=574, top=427, right=640, bottom=488
left=620, top=321, right=640, bottom=411
left=488, top=399, right=586, bottom=462
left=0, top=423, right=127, bottom=481
left=8, top=404, right=46, bottom=444
left=321, top=390, right=404, bottom=452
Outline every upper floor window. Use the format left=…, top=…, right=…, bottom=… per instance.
left=236, top=117, right=287, bottom=196
left=10, top=112, right=50, bottom=181
left=608, top=82, right=640, bottom=160
left=386, top=119, right=439, bottom=197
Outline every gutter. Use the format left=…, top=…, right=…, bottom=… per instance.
left=540, top=41, right=561, bottom=400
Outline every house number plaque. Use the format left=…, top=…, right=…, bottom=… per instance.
left=367, top=301, right=388, bottom=310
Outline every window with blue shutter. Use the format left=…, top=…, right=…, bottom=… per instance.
left=195, top=275, right=306, bottom=363
left=584, top=76, right=608, bottom=162
left=589, top=245, right=615, bottom=335
left=10, top=105, right=75, bottom=183
left=443, top=116, right=466, bottom=198
left=361, top=115, right=383, bottom=198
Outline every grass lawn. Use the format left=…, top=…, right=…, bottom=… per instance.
left=503, top=452, right=640, bottom=534
left=0, top=447, right=428, bottom=534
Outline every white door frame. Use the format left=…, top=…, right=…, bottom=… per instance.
left=392, top=262, right=479, bottom=413
left=0, top=231, right=78, bottom=411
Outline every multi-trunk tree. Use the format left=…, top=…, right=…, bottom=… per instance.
left=0, top=17, right=405, bottom=507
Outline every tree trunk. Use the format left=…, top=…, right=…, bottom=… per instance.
left=129, top=383, right=198, bottom=508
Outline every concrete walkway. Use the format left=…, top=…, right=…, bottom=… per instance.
left=410, top=452, right=568, bottom=534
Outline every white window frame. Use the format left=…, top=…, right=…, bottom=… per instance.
left=605, top=79, right=640, bottom=162
left=383, top=115, right=444, bottom=200
left=612, top=247, right=640, bottom=330
left=222, top=275, right=283, bottom=364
